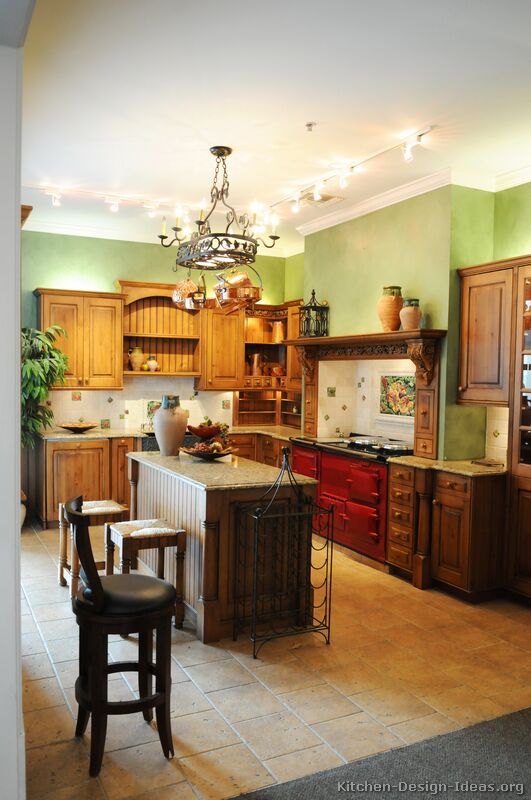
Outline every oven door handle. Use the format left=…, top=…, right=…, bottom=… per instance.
left=368, top=512, right=380, bottom=541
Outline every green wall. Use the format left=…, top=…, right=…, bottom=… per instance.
left=494, top=182, right=531, bottom=259
left=284, top=252, right=304, bottom=302
left=21, top=231, right=286, bottom=327
left=304, top=187, right=452, bottom=335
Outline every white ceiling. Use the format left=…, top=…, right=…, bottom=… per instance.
left=21, top=0, right=531, bottom=256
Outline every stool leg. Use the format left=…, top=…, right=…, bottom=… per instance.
left=157, top=547, right=165, bottom=579
left=89, top=630, right=108, bottom=777
left=70, top=523, right=80, bottom=599
left=58, top=503, right=67, bottom=586
left=139, top=630, right=153, bottom=723
left=104, top=525, right=115, bottom=576
left=155, top=618, right=174, bottom=759
left=75, top=622, right=90, bottom=737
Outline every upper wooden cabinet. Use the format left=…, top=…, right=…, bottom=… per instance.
left=458, top=265, right=514, bottom=405
left=35, top=289, right=124, bottom=389
left=286, top=305, right=302, bottom=391
left=197, top=308, right=245, bottom=390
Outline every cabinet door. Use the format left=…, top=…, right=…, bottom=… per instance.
left=431, top=489, right=470, bottom=589
left=227, top=433, right=256, bottom=460
left=257, top=435, right=280, bottom=467
left=45, top=440, right=110, bottom=523
left=458, top=269, right=513, bottom=404
left=83, top=297, right=123, bottom=388
left=110, top=437, right=135, bottom=507
left=203, top=309, right=244, bottom=389
left=508, top=477, right=531, bottom=598
left=39, top=294, right=84, bottom=388
left=291, top=445, right=320, bottom=479
left=286, top=306, right=302, bottom=391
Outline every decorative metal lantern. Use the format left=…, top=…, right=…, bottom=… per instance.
left=299, top=290, right=329, bottom=338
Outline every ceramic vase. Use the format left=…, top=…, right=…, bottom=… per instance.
left=377, top=286, right=403, bottom=332
left=146, top=355, right=159, bottom=372
left=128, top=346, right=144, bottom=371
left=153, top=395, right=188, bottom=456
left=399, top=298, right=422, bottom=331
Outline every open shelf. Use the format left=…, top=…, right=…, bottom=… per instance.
left=124, top=370, right=201, bottom=377
left=124, top=332, right=200, bottom=340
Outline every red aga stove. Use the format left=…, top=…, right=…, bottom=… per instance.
left=291, top=434, right=413, bottom=562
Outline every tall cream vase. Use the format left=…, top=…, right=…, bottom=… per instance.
left=153, top=395, right=188, bottom=456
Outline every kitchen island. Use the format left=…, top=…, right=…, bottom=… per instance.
left=127, top=451, right=317, bottom=642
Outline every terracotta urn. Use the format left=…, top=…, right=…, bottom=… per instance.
left=399, top=298, right=422, bottom=331
left=153, top=395, right=188, bottom=456
left=128, top=346, right=144, bottom=371
left=377, top=286, right=403, bottom=332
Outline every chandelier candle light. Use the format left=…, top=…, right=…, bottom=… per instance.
left=158, top=146, right=279, bottom=270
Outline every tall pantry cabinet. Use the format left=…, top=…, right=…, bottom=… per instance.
left=458, top=254, right=531, bottom=598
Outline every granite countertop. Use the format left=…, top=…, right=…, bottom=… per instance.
left=229, top=425, right=301, bottom=442
left=128, top=451, right=317, bottom=491
left=38, top=428, right=147, bottom=441
left=388, top=454, right=507, bottom=477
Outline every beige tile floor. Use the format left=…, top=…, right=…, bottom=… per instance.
left=21, top=522, right=531, bottom=800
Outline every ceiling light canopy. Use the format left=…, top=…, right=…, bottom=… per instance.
left=158, top=146, right=279, bottom=271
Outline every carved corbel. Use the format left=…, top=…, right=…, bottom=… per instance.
left=295, top=346, right=318, bottom=382
left=407, top=340, right=436, bottom=386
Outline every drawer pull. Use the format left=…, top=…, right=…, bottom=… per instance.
left=432, top=498, right=439, bottom=505
left=393, top=511, right=402, bottom=519
left=442, top=481, right=457, bottom=489
left=420, top=409, right=427, bottom=416
left=396, top=471, right=403, bottom=478
left=421, top=442, right=427, bottom=449
left=394, top=491, right=403, bottom=498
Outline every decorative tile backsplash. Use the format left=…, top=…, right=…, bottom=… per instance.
left=47, top=377, right=233, bottom=431
left=485, top=406, right=509, bottom=465
left=317, top=359, right=416, bottom=441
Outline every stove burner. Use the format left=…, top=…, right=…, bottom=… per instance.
left=352, top=437, right=381, bottom=446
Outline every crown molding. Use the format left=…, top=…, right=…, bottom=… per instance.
left=296, top=169, right=452, bottom=236
left=495, top=165, right=531, bottom=192
left=22, top=218, right=154, bottom=244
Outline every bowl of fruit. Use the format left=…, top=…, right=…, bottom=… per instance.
left=180, top=441, right=235, bottom=461
left=187, top=422, right=222, bottom=439
left=182, top=418, right=233, bottom=460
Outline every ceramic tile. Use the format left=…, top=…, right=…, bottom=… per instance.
left=353, top=687, right=433, bottom=726
left=23, top=676, right=65, bottom=712
left=37, top=782, right=106, bottom=800
left=47, top=636, right=81, bottom=663
left=422, top=685, right=507, bottom=726
left=99, top=741, right=187, bottom=800
left=38, top=617, right=79, bottom=640
left=21, top=632, right=47, bottom=656
left=185, top=659, right=256, bottom=693
left=389, top=712, right=461, bottom=744
left=324, top=660, right=394, bottom=696
left=169, top=680, right=213, bottom=717
left=32, top=601, right=76, bottom=622
left=125, top=783, right=198, bottom=800
left=179, top=743, right=275, bottom=800
left=22, top=652, right=55, bottom=681
left=21, top=614, right=39, bottom=634
left=25, top=704, right=75, bottom=748
left=208, top=681, right=283, bottom=723
left=488, top=685, right=531, bottom=713
left=250, top=660, right=325, bottom=695
left=25, top=739, right=93, bottom=799
left=171, top=709, right=240, bottom=758
left=313, top=712, right=403, bottom=761
left=280, top=683, right=360, bottom=724
left=170, top=640, right=231, bottom=668
left=264, top=744, right=344, bottom=782
left=234, top=710, right=320, bottom=760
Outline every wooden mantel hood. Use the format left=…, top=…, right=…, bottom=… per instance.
left=284, top=329, right=447, bottom=386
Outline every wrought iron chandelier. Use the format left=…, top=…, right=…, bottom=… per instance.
left=158, top=146, right=279, bottom=270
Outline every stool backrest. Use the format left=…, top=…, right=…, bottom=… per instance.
left=64, top=496, right=105, bottom=612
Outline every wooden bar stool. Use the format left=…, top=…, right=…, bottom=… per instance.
left=58, top=500, right=128, bottom=598
left=105, top=519, right=186, bottom=629
left=64, top=496, right=176, bottom=777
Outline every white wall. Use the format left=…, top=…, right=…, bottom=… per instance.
left=0, top=44, right=25, bottom=799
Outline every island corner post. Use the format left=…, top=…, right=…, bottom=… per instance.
left=127, top=452, right=317, bottom=643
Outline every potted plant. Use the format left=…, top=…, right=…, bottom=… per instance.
left=21, top=325, right=69, bottom=447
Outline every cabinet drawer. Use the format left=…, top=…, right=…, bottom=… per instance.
left=389, top=464, right=414, bottom=486
left=435, top=472, right=470, bottom=495
left=228, top=434, right=255, bottom=447
left=236, top=446, right=256, bottom=460
left=388, top=523, right=413, bottom=549
left=387, top=542, right=412, bottom=571
left=389, top=503, right=414, bottom=527
left=304, top=419, right=316, bottom=435
left=415, top=436, right=435, bottom=457
left=279, top=377, right=287, bottom=388
left=416, top=389, right=435, bottom=437
left=243, top=377, right=253, bottom=388
left=389, top=485, right=414, bottom=506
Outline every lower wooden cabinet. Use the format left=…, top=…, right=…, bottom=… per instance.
left=256, top=434, right=281, bottom=468
left=110, top=437, right=135, bottom=508
left=431, top=471, right=505, bottom=595
left=507, top=476, right=531, bottom=597
left=227, top=433, right=256, bottom=461
left=37, top=436, right=139, bottom=526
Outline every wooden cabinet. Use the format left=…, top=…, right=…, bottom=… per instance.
left=227, top=433, right=256, bottom=461
left=36, top=289, right=124, bottom=389
left=508, top=477, right=531, bottom=597
left=458, top=266, right=514, bottom=405
left=431, top=471, right=505, bottom=595
left=38, top=439, right=110, bottom=525
left=256, top=435, right=281, bottom=468
left=198, top=309, right=244, bottom=390
left=110, top=437, right=135, bottom=507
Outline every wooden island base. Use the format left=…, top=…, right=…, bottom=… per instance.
left=128, top=452, right=316, bottom=643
